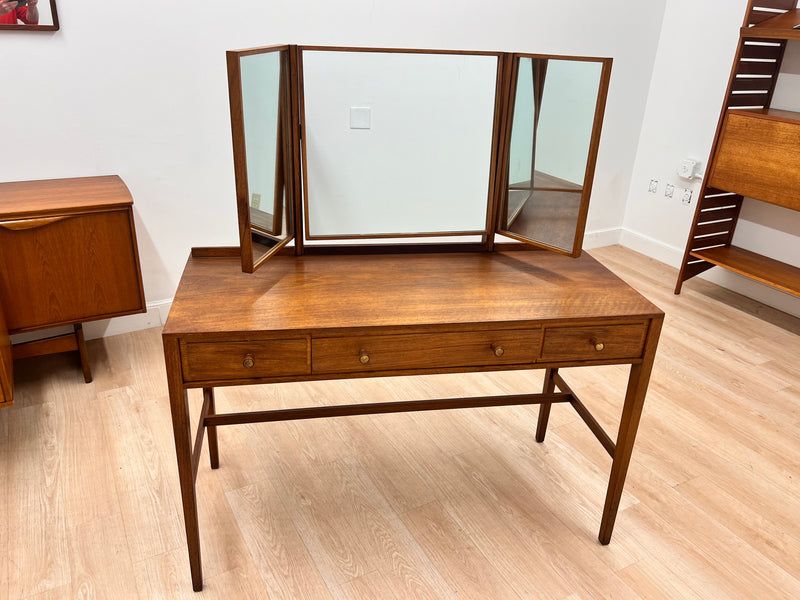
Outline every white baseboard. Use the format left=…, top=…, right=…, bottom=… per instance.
left=583, top=227, right=623, bottom=250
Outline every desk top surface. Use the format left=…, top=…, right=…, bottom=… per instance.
left=163, top=250, right=663, bottom=337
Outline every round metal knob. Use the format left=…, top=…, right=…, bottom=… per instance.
left=359, top=350, right=370, bottom=365
left=493, top=345, right=505, bottom=357
left=591, top=339, right=605, bottom=352
left=242, top=354, right=255, bottom=369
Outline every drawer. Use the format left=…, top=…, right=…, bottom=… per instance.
left=181, top=338, right=310, bottom=382
left=539, top=323, right=647, bottom=362
left=312, top=329, right=541, bottom=374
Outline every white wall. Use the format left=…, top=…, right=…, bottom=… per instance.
left=622, top=0, right=800, bottom=318
left=1, top=0, right=666, bottom=336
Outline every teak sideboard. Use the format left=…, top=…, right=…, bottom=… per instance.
left=0, top=175, right=146, bottom=406
left=164, top=248, right=663, bottom=591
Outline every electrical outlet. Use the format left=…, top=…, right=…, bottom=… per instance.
left=682, top=189, right=692, bottom=205
left=251, top=193, right=262, bottom=210
left=665, top=184, right=675, bottom=199
left=648, top=179, right=658, bottom=193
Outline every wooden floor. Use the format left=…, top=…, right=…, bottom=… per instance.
left=2, top=245, right=800, bottom=599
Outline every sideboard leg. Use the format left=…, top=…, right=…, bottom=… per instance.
left=535, top=368, right=557, bottom=442
left=75, top=323, right=92, bottom=383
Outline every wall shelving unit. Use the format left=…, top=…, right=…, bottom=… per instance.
left=675, top=1, right=800, bottom=297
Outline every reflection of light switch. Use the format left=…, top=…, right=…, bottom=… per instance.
left=350, top=107, right=371, bottom=129
left=251, top=193, right=261, bottom=210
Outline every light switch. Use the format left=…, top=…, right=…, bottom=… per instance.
left=350, top=106, right=371, bottom=130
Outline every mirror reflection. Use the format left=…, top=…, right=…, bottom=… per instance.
left=0, top=0, right=58, bottom=29
left=301, top=50, right=498, bottom=238
left=503, top=57, right=603, bottom=252
left=237, top=50, right=293, bottom=267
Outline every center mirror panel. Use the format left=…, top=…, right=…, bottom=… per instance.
left=299, top=49, right=500, bottom=239
left=499, top=55, right=611, bottom=256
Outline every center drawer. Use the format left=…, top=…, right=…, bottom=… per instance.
left=181, top=338, right=310, bottom=382
left=311, top=329, right=541, bottom=374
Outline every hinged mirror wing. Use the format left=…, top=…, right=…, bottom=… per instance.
left=496, top=55, right=612, bottom=257
left=227, top=45, right=297, bottom=272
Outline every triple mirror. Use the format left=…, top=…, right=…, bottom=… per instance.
left=227, top=45, right=611, bottom=272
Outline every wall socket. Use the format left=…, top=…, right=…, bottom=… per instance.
left=648, top=179, right=658, bottom=193
left=664, top=183, right=675, bottom=199
left=682, top=189, right=693, bottom=205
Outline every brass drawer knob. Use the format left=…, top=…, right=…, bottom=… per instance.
left=591, top=338, right=605, bottom=352
left=492, top=345, right=505, bottom=357
left=359, top=350, right=370, bottom=365
left=243, top=354, right=255, bottom=369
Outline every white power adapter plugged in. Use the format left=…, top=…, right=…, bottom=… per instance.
left=678, top=158, right=698, bottom=180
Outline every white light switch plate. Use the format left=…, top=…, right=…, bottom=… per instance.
left=350, top=106, right=371, bottom=129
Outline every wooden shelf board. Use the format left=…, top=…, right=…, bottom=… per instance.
left=742, top=8, right=800, bottom=39
left=690, top=246, right=800, bottom=297
left=727, top=107, right=800, bottom=124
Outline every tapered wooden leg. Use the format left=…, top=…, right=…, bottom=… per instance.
left=75, top=324, right=92, bottom=383
left=598, top=317, right=662, bottom=544
left=536, top=368, right=557, bottom=442
left=164, top=337, right=203, bottom=591
left=204, top=388, right=219, bottom=469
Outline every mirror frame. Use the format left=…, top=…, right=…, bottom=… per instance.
left=0, top=0, right=59, bottom=31
left=297, top=46, right=505, bottom=242
left=227, top=45, right=299, bottom=273
left=227, top=45, right=612, bottom=272
left=494, top=53, right=613, bottom=258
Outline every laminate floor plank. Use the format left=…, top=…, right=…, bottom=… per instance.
left=402, top=501, right=521, bottom=600
left=64, top=514, right=138, bottom=599
left=6, top=401, right=69, bottom=599
left=226, top=479, right=334, bottom=600
left=435, top=446, right=640, bottom=598
left=0, top=406, right=9, bottom=600
left=98, top=385, right=185, bottom=565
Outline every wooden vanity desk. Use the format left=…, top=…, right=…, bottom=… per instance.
left=163, top=247, right=663, bottom=591
left=166, top=43, right=662, bottom=591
